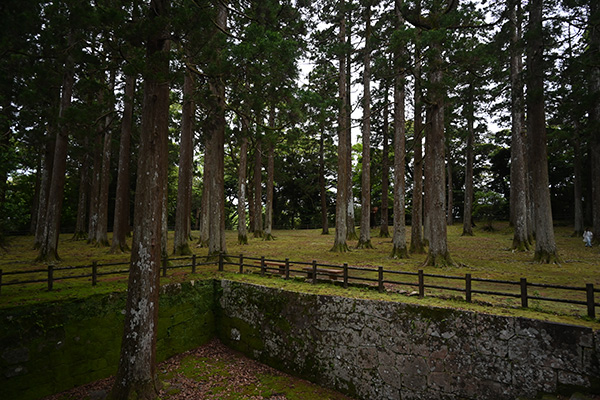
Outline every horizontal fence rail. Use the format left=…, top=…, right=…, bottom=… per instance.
left=1, top=253, right=598, bottom=319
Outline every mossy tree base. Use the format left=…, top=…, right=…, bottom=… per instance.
left=378, top=232, right=390, bottom=238
left=330, top=242, right=350, bottom=253
left=409, top=242, right=426, bottom=255
left=423, top=251, right=456, bottom=268
left=356, top=239, right=374, bottom=249
left=263, top=233, right=275, bottom=241
left=321, top=229, right=329, bottom=235
left=109, top=243, right=130, bottom=254
left=35, top=250, right=61, bottom=263
left=512, top=239, right=530, bottom=252
left=461, top=230, right=474, bottom=237
left=533, top=250, right=561, bottom=264
left=238, top=234, right=248, bottom=245
left=254, top=230, right=264, bottom=239
left=107, top=380, right=160, bottom=400
left=346, top=232, right=358, bottom=241
left=173, top=243, right=193, bottom=256
left=71, top=231, right=87, bottom=241
left=197, top=239, right=208, bottom=248
left=390, top=245, right=409, bottom=259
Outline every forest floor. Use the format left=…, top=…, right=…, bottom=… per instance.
left=1, top=222, right=599, bottom=327
left=41, top=339, right=353, bottom=400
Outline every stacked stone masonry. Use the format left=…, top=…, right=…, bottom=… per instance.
left=217, top=280, right=600, bottom=400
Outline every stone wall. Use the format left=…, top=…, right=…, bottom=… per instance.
left=216, top=280, right=600, bottom=400
left=0, top=280, right=215, bottom=400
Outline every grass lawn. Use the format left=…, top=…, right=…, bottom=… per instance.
left=1, top=222, right=599, bottom=328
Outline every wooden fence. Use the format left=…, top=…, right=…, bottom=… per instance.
left=1, top=253, right=598, bottom=319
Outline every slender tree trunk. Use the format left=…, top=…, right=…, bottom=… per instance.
left=391, top=3, right=408, bottom=258
left=73, top=139, right=90, bottom=240
left=253, top=134, right=263, bottom=237
left=30, top=154, right=42, bottom=235
left=346, top=11, right=357, bottom=242
left=508, top=0, right=529, bottom=250
left=207, top=0, right=228, bottom=257
left=95, top=71, right=115, bottom=247
left=572, top=123, right=584, bottom=236
left=423, top=41, right=452, bottom=267
left=379, top=86, right=390, bottom=238
left=237, top=129, right=249, bottom=244
left=332, top=0, right=349, bottom=252
left=88, top=129, right=102, bottom=244
left=589, top=0, right=600, bottom=243
left=197, top=152, right=209, bottom=248
left=526, top=0, right=559, bottom=263
left=319, top=128, right=329, bottom=235
left=462, top=87, right=475, bottom=236
left=358, top=3, right=373, bottom=249
left=446, top=148, right=453, bottom=226
left=111, top=74, right=135, bottom=254
left=410, top=35, right=425, bottom=254
left=173, top=69, right=195, bottom=255
left=34, top=132, right=55, bottom=249
left=264, top=138, right=275, bottom=241
left=247, top=167, right=255, bottom=234
left=109, top=1, right=169, bottom=398
left=36, top=33, right=75, bottom=262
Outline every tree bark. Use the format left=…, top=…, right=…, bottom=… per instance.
left=207, top=0, right=228, bottom=257
left=264, top=138, right=275, bottom=240
left=332, top=0, right=349, bottom=252
left=34, top=130, right=55, bottom=249
left=253, top=134, right=263, bottom=238
left=462, top=86, right=475, bottom=236
left=109, top=0, right=170, bottom=398
left=391, top=2, right=408, bottom=259
left=346, top=10, right=357, bottom=242
left=509, top=0, right=529, bottom=250
left=379, top=86, right=390, bottom=238
left=357, top=3, right=373, bottom=250
left=36, top=32, right=75, bottom=262
left=526, top=0, right=559, bottom=263
left=111, top=74, right=135, bottom=254
left=446, top=147, right=453, bottom=226
left=87, top=127, right=102, bottom=244
left=197, top=150, right=209, bottom=248
left=589, top=0, right=600, bottom=243
left=73, top=138, right=90, bottom=240
left=237, top=126, right=249, bottom=244
left=319, top=128, right=329, bottom=235
left=173, top=69, right=195, bottom=255
left=423, top=40, right=453, bottom=267
left=410, top=33, right=425, bottom=254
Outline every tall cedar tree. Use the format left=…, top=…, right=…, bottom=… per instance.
left=526, top=0, right=559, bottom=263
left=357, top=1, right=373, bottom=249
left=589, top=0, right=600, bottom=242
left=109, top=0, right=170, bottom=397
left=237, top=121, right=249, bottom=244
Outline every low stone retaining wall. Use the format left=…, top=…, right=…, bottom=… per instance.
left=216, top=280, right=600, bottom=400
left=0, top=280, right=215, bottom=400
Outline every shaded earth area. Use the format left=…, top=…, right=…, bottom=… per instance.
left=42, top=339, right=354, bottom=400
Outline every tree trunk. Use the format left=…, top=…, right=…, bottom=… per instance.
left=332, top=0, right=349, bottom=252
left=423, top=41, right=453, bottom=267
left=391, top=3, right=408, bottom=259
left=462, top=86, right=475, bottom=236
left=379, top=86, right=390, bottom=238
left=264, top=138, right=275, bottom=241
left=73, top=139, right=90, bottom=240
left=95, top=71, right=115, bottom=248
left=110, top=74, right=135, bottom=254
left=237, top=127, right=249, bottom=244
left=87, top=129, right=102, bottom=244
left=589, top=0, right=600, bottom=243
left=446, top=148, right=453, bottom=226
left=207, top=0, right=228, bottom=257
left=526, top=0, right=559, bottom=263
left=319, top=128, right=329, bottom=235
left=357, top=3, right=373, bottom=249
left=34, top=131, right=55, bottom=249
left=509, top=0, right=529, bottom=250
left=410, top=34, right=425, bottom=254
left=345, top=10, right=357, bottom=242
left=253, top=134, right=263, bottom=238
left=197, top=152, right=209, bottom=248
left=109, top=1, right=170, bottom=398
left=173, top=69, right=194, bottom=255
left=36, top=32, right=75, bottom=262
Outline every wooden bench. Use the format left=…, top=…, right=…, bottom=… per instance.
left=303, top=266, right=343, bottom=281
left=253, top=260, right=287, bottom=275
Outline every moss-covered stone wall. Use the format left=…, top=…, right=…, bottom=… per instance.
left=0, top=280, right=215, bottom=400
left=216, top=280, right=600, bottom=400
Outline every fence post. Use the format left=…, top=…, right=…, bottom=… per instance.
left=162, top=256, right=168, bottom=277
left=312, top=260, right=317, bottom=284
left=378, top=266, right=384, bottom=292
left=218, top=253, right=224, bottom=272
left=261, top=256, right=265, bottom=276
left=192, top=254, right=197, bottom=274
left=239, top=254, right=244, bottom=274
left=343, top=263, right=348, bottom=288
left=92, top=261, right=97, bottom=286
left=0, top=269, right=3, bottom=295
left=418, top=270, right=424, bottom=298
left=285, top=258, right=290, bottom=280
left=586, top=284, right=595, bottom=319
left=520, top=278, right=528, bottom=308
left=465, top=273, right=472, bottom=303
left=48, top=265, right=54, bottom=291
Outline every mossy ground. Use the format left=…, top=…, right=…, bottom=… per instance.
left=1, top=223, right=599, bottom=328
